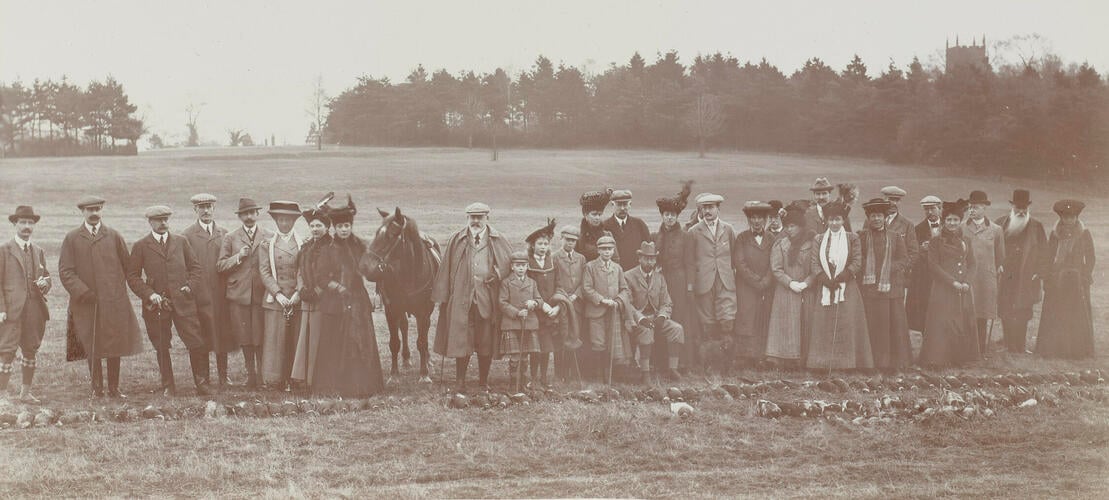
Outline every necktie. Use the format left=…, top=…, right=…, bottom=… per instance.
left=474, top=233, right=480, bottom=246
left=90, top=226, right=97, bottom=237
left=160, top=235, right=167, bottom=249
left=23, top=243, right=30, bottom=255
left=206, top=225, right=212, bottom=237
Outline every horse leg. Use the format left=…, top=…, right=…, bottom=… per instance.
left=416, top=311, right=432, bottom=383
left=400, top=313, right=412, bottom=368
left=386, top=304, right=401, bottom=376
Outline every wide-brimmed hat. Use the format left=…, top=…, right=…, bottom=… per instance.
left=268, top=201, right=302, bottom=217
left=810, top=177, right=834, bottom=192
left=1010, top=189, right=1032, bottom=208
left=656, top=180, right=693, bottom=215
left=636, top=241, right=659, bottom=257
left=1053, top=199, right=1085, bottom=217
left=526, top=218, right=557, bottom=244
left=8, top=206, right=41, bottom=224
left=742, top=201, right=775, bottom=217
left=968, top=190, right=991, bottom=206
left=580, top=189, right=613, bottom=214
left=235, top=198, right=262, bottom=214
left=862, top=198, right=893, bottom=215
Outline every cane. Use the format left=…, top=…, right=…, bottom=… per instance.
left=90, top=303, right=99, bottom=392
left=571, top=349, right=583, bottom=390
left=606, top=314, right=616, bottom=386
left=828, top=301, right=840, bottom=378
left=986, top=318, right=996, bottom=351
left=515, top=331, right=526, bottom=392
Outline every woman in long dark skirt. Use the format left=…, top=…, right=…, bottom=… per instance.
left=309, top=198, right=385, bottom=397
left=918, top=200, right=980, bottom=367
left=1036, top=199, right=1095, bottom=359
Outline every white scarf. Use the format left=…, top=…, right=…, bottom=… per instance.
left=819, top=228, right=849, bottom=306
left=267, top=230, right=302, bottom=303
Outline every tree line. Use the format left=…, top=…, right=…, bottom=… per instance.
left=325, top=51, right=1108, bottom=180
left=0, top=77, right=144, bottom=157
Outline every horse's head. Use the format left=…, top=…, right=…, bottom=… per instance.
left=364, top=206, right=413, bottom=282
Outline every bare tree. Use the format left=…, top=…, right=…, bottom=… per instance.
left=307, top=75, right=329, bottom=151
left=228, top=129, right=245, bottom=146
left=687, top=93, right=725, bottom=158
left=185, top=103, right=204, bottom=147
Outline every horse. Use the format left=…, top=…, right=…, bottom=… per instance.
left=359, top=207, right=441, bottom=382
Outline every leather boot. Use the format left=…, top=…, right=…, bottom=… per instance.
left=190, top=350, right=214, bottom=397
left=88, top=358, right=104, bottom=397
left=156, top=350, right=176, bottom=396
left=106, top=357, right=125, bottom=398
left=243, top=346, right=259, bottom=389
left=216, top=353, right=230, bottom=387
left=455, top=357, right=469, bottom=392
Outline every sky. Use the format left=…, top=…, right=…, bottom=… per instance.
left=2, top=0, right=1106, bottom=147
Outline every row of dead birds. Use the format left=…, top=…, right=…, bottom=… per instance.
left=1, top=369, right=1103, bottom=429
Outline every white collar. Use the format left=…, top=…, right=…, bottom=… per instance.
left=534, top=253, right=546, bottom=264
left=85, top=222, right=100, bottom=234
left=199, top=220, right=213, bottom=231
left=243, top=225, right=256, bottom=235
left=277, top=231, right=294, bottom=241
left=15, top=237, right=30, bottom=251
left=151, top=231, right=167, bottom=242
left=615, top=215, right=628, bottom=224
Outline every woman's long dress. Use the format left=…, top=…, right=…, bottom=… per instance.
left=918, top=229, right=980, bottom=367
left=805, top=231, right=873, bottom=370
left=310, top=236, right=386, bottom=397
left=291, top=236, right=326, bottom=385
left=653, top=223, right=702, bottom=370
left=1036, top=222, right=1095, bottom=359
left=528, top=253, right=558, bottom=353
left=765, top=235, right=816, bottom=361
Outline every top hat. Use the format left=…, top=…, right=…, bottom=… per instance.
left=8, top=206, right=41, bottom=224
left=968, top=190, right=991, bottom=206
left=1010, top=189, right=1032, bottom=208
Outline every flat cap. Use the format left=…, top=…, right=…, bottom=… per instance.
left=880, top=186, right=907, bottom=199
left=696, top=193, right=724, bottom=205
left=596, top=234, right=616, bottom=248
left=610, top=189, right=633, bottom=202
left=465, top=202, right=491, bottom=215
left=76, top=195, right=106, bottom=209
left=919, top=195, right=942, bottom=206
left=510, top=250, right=529, bottom=264
left=559, top=225, right=581, bottom=239
left=144, top=205, right=173, bottom=219
left=190, top=193, right=218, bottom=205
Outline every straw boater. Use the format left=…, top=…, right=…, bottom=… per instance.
left=0, top=206, right=52, bottom=403
left=58, top=196, right=144, bottom=398
left=258, top=201, right=304, bottom=391
left=1036, top=199, right=1095, bottom=359
left=733, top=200, right=779, bottom=368
left=964, top=190, right=1006, bottom=355
left=857, top=198, right=911, bottom=371
left=685, top=192, right=737, bottom=366
left=995, top=189, right=1047, bottom=354
left=126, top=205, right=212, bottom=397
left=623, top=241, right=685, bottom=383
left=907, top=195, right=943, bottom=333
left=653, top=180, right=701, bottom=373
left=181, top=193, right=237, bottom=387
left=603, top=189, right=651, bottom=271
left=432, top=202, right=513, bottom=391
left=217, top=197, right=274, bottom=389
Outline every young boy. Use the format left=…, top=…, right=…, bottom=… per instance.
left=582, top=232, right=632, bottom=381
left=551, top=225, right=586, bottom=382
left=526, top=219, right=559, bottom=388
left=498, top=250, right=544, bottom=390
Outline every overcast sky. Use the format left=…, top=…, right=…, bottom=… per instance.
left=2, top=1, right=1105, bottom=146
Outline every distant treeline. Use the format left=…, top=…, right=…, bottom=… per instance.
left=325, top=52, right=1108, bottom=180
left=0, top=77, right=144, bottom=157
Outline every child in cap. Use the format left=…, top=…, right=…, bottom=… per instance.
left=498, top=250, right=545, bottom=390
left=582, top=232, right=632, bottom=381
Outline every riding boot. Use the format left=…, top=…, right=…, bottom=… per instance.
left=156, top=350, right=176, bottom=396
left=20, top=354, right=36, bottom=386
left=190, top=349, right=214, bottom=396
left=455, top=357, right=469, bottom=391
left=477, top=355, right=492, bottom=389
left=216, top=353, right=230, bottom=386
left=106, top=357, right=124, bottom=398
left=243, top=346, right=258, bottom=388
left=529, top=353, right=540, bottom=385
left=88, top=357, right=104, bottom=396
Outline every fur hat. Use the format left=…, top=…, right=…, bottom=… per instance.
left=525, top=218, right=557, bottom=244
left=328, top=194, right=357, bottom=225
left=580, top=189, right=613, bottom=214
left=942, top=199, right=969, bottom=219
left=782, top=206, right=806, bottom=227
left=823, top=201, right=848, bottom=220
left=1053, top=199, right=1085, bottom=217
left=656, top=180, right=693, bottom=214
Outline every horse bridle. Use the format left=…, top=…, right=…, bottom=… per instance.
left=367, top=217, right=407, bottom=272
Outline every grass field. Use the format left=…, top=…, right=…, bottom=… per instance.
left=1, top=146, right=1108, bottom=498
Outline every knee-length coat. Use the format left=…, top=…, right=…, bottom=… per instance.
left=432, top=226, right=513, bottom=358
left=994, top=215, right=1047, bottom=322
left=965, top=218, right=1005, bottom=319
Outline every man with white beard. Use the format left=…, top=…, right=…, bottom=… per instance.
left=995, top=189, right=1047, bottom=354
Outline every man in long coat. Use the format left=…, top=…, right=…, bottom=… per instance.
left=907, top=195, right=943, bottom=332
left=126, top=206, right=211, bottom=396
left=732, top=201, right=778, bottom=367
left=0, top=206, right=51, bottom=403
left=603, top=190, right=651, bottom=271
left=685, top=193, right=737, bottom=364
left=432, top=202, right=512, bottom=391
left=182, top=193, right=237, bottom=387
left=995, top=189, right=1047, bottom=354
left=881, top=186, right=920, bottom=279
left=965, top=190, right=1006, bottom=355
left=217, top=198, right=273, bottom=388
left=58, top=196, right=144, bottom=398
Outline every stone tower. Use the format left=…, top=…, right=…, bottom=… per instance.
left=946, top=35, right=990, bottom=73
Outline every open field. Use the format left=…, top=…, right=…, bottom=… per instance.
left=1, top=146, right=1108, bottom=498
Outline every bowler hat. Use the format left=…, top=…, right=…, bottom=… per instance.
left=267, top=201, right=302, bottom=217
left=1010, top=189, right=1032, bottom=208
left=968, top=190, right=991, bottom=206
left=236, top=198, right=262, bottom=214
left=636, top=241, right=659, bottom=257
left=8, top=206, right=40, bottom=224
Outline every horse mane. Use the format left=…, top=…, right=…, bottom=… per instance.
left=375, top=211, right=438, bottom=300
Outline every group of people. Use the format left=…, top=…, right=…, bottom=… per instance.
left=0, top=177, right=1097, bottom=402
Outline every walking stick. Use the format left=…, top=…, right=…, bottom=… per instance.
left=571, top=349, right=583, bottom=390
left=515, top=331, right=525, bottom=393
left=828, top=301, right=839, bottom=378
left=986, top=318, right=996, bottom=350
left=90, top=303, right=99, bottom=391
left=606, top=312, right=616, bottom=386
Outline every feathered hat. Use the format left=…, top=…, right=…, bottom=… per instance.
left=328, top=194, right=357, bottom=225
left=580, top=188, right=613, bottom=215
left=656, top=180, right=694, bottom=215
left=302, top=192, right=335, bottom=226
left=942, top=199, right=969, bottom=219
left=525, top=217, right=557, bottom=244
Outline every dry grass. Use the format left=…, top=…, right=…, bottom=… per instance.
left=0, top=146, right=1107, bottom=498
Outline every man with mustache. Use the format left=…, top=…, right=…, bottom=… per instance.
left=965, top=190, right=1006, bottom=355
left=602, top=190, right=651, bottom=271
left=685, top=193, right=738, bottom=371
left=0, top=206, right=52, bottom=403
left=732, top=201, right=779, bottom=368
left=432, top=202, right=512, bottom=391
left=218, top=198, right=273, bottom=389
left=182, top=193, right=237, bottom=388
left=994, top=189, right=1047, bottom=354
left=805, top=177, right=853, bottom=233
left=907, top=195, right=943, bottom=333
left=880, top=186, right=920, bottom=283
left=58, top=196, right=144, bottom=398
